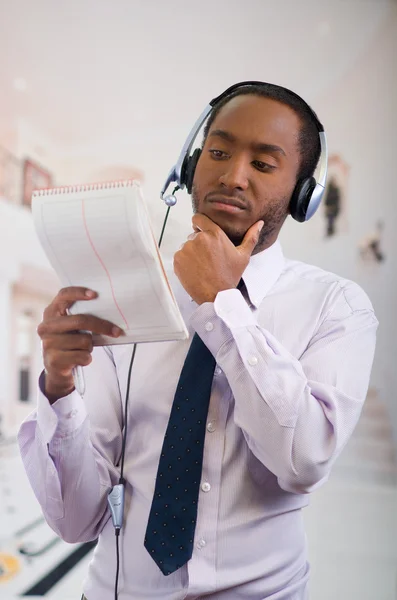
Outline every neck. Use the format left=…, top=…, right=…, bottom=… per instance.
left=252, top=230, right=279, bottom=255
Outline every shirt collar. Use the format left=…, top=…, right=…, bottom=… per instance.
left=241, top=240, right=285, bottom=308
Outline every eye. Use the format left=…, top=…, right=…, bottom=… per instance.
left=252, top=160, right=276, bottom=172
left=209, top=149, right=228, bottom=160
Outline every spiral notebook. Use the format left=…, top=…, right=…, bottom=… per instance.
left=32, top=180, right=188, bottom=345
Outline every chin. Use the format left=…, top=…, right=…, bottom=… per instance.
left=192, top=193, right=249, bottom=243
left=206, top=211, right=249, bottom=244
left=211, top=217, right=246, bottom=245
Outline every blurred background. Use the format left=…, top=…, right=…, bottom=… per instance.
left=0, top=0, right=396, bottom=598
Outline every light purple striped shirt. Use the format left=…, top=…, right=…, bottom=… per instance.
left=18, top=241, right=378, bottom=599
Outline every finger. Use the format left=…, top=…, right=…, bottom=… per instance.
left=238, top=220, right=264, bottom=257
left=42, top=332, right=94, bottom=353
left=38, top=314, right=123, bottom=338
left=44, top=287, right=98, bottom=319
left=45, top=350, right=93, bottom=373
left=192, top=213, right=223, bottom=235
left=187, top=232, right=201, bottom=241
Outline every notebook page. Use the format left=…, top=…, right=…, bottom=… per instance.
left=32, top=182, right=188, bottom=345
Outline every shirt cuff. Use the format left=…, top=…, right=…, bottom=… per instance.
left=214, top=288, right=257, bottom=329
left=190, top=289, right=255, bottom=358
left=37, top=370, right=88, bottom=443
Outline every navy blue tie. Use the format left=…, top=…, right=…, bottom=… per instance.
left=144, top=333, right=216, bottom=575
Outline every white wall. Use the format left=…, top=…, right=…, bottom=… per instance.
left=279, top=7, right=397, bottom=442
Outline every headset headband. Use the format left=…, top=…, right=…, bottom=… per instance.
left=209, top=81, right=324, bottom=132
left=160, top=81, right=327, bottom=221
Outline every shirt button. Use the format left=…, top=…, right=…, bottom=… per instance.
left=247, top=355, right=258, bottom=367
left=201, top=482, right=211, bottom=493
left=207, top=421, right=216, bottom=433
left=67, top=409, right=78, bottom=419
left=205, top=322, right=214, bottom=332
left=215, top=366, right=222, bottom=376
left=196, top=538, right=206, bottom=549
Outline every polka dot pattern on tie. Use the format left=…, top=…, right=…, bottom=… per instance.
left=144, top=333, right=216, bottom=576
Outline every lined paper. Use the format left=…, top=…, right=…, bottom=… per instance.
left=32, top=181, right=188, bottom=345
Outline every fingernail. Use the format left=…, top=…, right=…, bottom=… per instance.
left=112, top=326, right=122, bottom=336
left=258, top=221, right=264, bottom=232
left=85, top=290, right=96, bottom=298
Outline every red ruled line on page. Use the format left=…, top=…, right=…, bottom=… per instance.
left=81, top=199, right=129, bottom=329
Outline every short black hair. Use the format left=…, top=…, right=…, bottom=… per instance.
left=202, top=83, right=321, bottom=182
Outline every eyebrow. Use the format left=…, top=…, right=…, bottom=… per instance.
left=208, top=129, right=286, bottom=157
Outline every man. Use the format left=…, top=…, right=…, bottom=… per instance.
left=18, top=83, right=378, bottom=599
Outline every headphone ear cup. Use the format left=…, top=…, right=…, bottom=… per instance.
left=181, top=148, right=202, bottom=194
left=289, top=177, right=316, bottom=223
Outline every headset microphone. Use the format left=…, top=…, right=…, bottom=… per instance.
left=164, top=195, right=178, bottom=207
left=163, top=185, right=180, bottom=207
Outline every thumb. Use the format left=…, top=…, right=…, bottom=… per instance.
left=238, top=220, right=264, bottom=256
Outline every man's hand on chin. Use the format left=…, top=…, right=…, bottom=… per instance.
left=173, top=214, right=264, bottom=305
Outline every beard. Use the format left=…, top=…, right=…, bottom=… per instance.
left=191, top=184, right=289, bottom=251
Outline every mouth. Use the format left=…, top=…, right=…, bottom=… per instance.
left=207, top=194, right=247, bottom=213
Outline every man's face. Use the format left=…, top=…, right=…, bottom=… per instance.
left=191, top=94, right=302, bottom=251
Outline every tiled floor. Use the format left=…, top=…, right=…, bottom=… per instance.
left=1, top=390, right=396, bottom=599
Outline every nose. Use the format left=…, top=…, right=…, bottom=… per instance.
left=218, top=156, right=249, bottom=191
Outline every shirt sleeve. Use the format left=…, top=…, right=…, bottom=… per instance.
left=17, top=346, right=123, bottom=543
left=190, top=286, right=378, bottom=494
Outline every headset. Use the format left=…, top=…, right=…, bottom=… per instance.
left=160, top=80, right=328, bottom=223
left=108, top=81, right=328, bottom=600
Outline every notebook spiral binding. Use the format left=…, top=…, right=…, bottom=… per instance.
left=32, top=179, right=138, bottom=197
